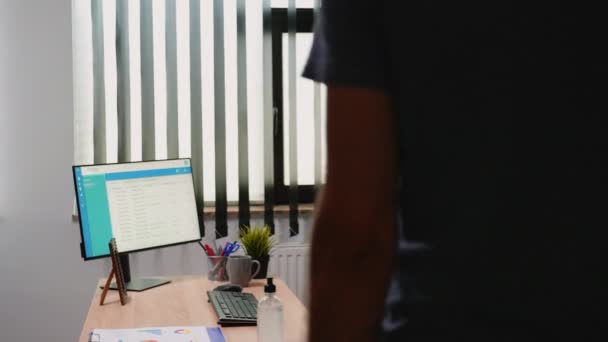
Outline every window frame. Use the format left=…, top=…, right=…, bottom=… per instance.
left=271, top=8, right=316, bottom=205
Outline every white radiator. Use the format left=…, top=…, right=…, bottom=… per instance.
left=268, top=243, right=311, bottom=305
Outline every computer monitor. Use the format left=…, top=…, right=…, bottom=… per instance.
left=73, top=158, right=202, bottom=291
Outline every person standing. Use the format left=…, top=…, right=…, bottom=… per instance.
left=304, top=1, right=607, bottom=340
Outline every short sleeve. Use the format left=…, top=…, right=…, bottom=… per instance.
left=302, top=0, right=387, bottom=90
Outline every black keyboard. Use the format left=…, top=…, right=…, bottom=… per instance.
left=207, top=291, right=258, bottom=326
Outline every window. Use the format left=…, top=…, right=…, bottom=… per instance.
left=71, top=0, right=325, bottom=236
left=271, top=8, right=325, bottom=204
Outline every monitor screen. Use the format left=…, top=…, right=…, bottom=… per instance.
left=73, top=159, right=202, bottom=259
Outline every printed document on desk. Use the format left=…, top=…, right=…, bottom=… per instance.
left=88, top=326, right=225, bottom=342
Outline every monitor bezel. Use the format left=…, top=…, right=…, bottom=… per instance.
left=72, top=158, right=204, bottom=261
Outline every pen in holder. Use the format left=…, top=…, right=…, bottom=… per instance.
left=207, top=256, right=229, bottom=281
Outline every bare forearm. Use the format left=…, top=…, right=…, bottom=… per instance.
left=308, top=86, right=398, bottom=341
left=308, top=197, right=397, bottom=342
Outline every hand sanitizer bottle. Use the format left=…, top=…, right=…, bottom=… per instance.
left=257, top=277, right=284, bottom=342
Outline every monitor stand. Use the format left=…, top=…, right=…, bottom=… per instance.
left=104, top=254, right=171, bottom=292
left=109, top=278, right=170, bottom=292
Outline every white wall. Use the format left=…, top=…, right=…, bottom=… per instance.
left=0, top=0, right=85, bottom=341
left=0, top=1, right=310, bottom=341
left=1, top=1, right=104, bottom=340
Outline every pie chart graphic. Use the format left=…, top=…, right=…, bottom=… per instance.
left=174, top=329, right=192, bottom=334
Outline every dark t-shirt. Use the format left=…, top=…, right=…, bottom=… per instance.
left=304, top=0, right=607, bottom=338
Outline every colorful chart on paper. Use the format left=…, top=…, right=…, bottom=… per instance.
left=88, top=326, right=224, bottom=342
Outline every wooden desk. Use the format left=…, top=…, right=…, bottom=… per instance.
left=79, top=276, right=308, bottom=342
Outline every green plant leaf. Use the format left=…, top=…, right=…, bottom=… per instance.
left=239, top=225, right=277, bottom=258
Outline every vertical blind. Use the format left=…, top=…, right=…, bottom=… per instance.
left=72, top=0, right=326, bottom=238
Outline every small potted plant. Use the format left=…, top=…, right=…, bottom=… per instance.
left=239, top=225, right=276, bottom=279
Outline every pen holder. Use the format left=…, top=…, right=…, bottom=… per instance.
left=206, top=256, right=229, bottom=282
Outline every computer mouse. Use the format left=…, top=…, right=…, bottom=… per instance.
left=214, top=284, right=243, bottom=292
